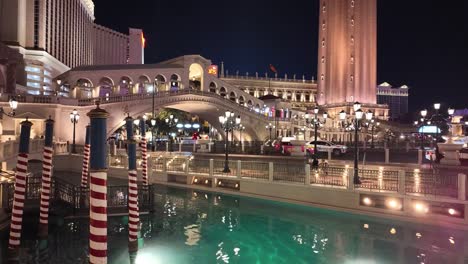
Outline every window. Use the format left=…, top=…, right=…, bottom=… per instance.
left=321, top=74, right=325, bottom=81
left=322, top=21, right=326, bottom=30
left=26, top=66, right=41, bottom=73
left=350, top=36, right=355, bottom=45
left=350, top=17, right=355, bottom=26
left=321, top=56, right=325, bottom=63
left=322, top=3, right=326, bottom=12
left=27, top=74, right=41, bottom=81
left=322, top=39, right=325, bottom=47
left=351, top=1, right=355, bottom=7
left=27, top=82, right=41, bottom=88
left=350, top=56, right=354, bottom=64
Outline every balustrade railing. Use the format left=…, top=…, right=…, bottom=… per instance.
left=145, top=155, right=465, bottom=200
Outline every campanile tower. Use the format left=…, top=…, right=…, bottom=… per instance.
left=317, top=0, right=377, bottom=105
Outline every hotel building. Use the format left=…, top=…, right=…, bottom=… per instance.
left=0, top=0, right=144, bottom=95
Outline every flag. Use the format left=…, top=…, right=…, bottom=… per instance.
left=269, top=64, right=278, bottom=74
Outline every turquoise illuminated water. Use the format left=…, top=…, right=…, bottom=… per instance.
left=1, top=185, right=467, bottom=263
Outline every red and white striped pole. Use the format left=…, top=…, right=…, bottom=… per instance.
left=139, top=118, right=148, bottom=185
left=87, top=103, right=109, bottom=264
left=38, top=117, right=54, bottom=238
left=8, top=118, right=33, bottom=260
left=81, top=125, right=91, bottom=188
left=140, top=138, right=148, bottom=185
left=126, top=115, right=140, bottom=252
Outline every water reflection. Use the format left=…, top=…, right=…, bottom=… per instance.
left=1, top=185, right=467, bottom=264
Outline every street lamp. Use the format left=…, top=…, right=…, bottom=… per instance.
left=219, top=111, right=241, bottom=173
left=339, top=102, right=373, bottom=184
left=70, top=109, right=80, bottom=153
left=0, top=97, right=18, bottom=118
left=265, top=123, right=275, bottom=143
left=304, top=106, right=328, bottom=163
left=165, top=114, right=178, bottom=152
left=238, top=125, right=245, bottom=147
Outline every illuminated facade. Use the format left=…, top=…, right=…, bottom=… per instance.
left=0, top=0, right=144, bottom=95
left=377, top=82, right=409, bottom=119
left=317, top=0, right=377, bottom=106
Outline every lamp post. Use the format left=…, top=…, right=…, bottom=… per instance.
left=0, top=97, right=18, bottom=119
left=70, top=109, right=80, bottom=153
left=239, top=125, right=245, bottom=146
left=304, top=106, right=328, bottom=163
left=339, top=102, right=373, bottom=184
left=219, top=111, right=241, bottom=173
left=266, top=123, right=275, bottom=143
left=165, top=114, right=178, bottom=152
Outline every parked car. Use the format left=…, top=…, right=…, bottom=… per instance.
left=304, top=140, right=347, bottom=156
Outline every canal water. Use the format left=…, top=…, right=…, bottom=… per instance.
left=1, top=184, right=467, bottom=264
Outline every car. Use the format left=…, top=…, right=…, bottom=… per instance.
left=305, top=140, right=347, bottom=156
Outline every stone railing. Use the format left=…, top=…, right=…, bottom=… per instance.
left=223, top=74, right=316, bottom=84
left=0, top=139, right=68, bottom=161
left=137, top=154, right=468, bottom=226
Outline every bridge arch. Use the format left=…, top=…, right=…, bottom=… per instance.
left=74, top=78, right=94, bottom=98
left=118, top=76, right=133, bottom=95
left=99, top=92, right=269, bottom=143
left=136, top=75, right=151, bottom=94
left=170, top=74, right=181, bottom=91
left=189, top=63, right=204, bottom=91
left=97, top=77, right=114, bottom=98
left=219, top=87, right=227, bottom=97
left=238, top=95, right=245, bottom=106
left=229, top=91, right=237, bottom=102
left=155, top=74, right=167, bottom=92
left=209, top=81, right=217, bottom=93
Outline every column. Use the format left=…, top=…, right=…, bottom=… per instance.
left=8, top=118, right=32, bottom=261
left=87, top=103, right=109, bottom=264
left=38, top=117, right=55, bottom=238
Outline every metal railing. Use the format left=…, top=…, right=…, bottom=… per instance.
left=405, top=170, right=459, bottom=198
left=2, top=175, right=154, bottom=213
left=240, top=161, right=269, bottom=180
left=357, top=169, right=399, bottom=192
left=310, top=166, right=348, bottom=187
left=273, top=164, right=305, bottom=184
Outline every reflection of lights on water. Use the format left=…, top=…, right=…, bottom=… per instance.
left=135, top=251, right=161, bottom=264
left=234, top=247, right=240, bottom=255
left=205, top=194, right=208, bottom=199
left=449, top=236, right=455, bottom=244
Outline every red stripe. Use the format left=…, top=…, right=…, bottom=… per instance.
left=90, top=190, right=106, bottom=200
left=90, top=177, right=106, bottom=186
left=89, top=248, right=107, bottom=258
left=90, top=219, right=107, bottom=229
left=90, top=205, right=107, bottom=214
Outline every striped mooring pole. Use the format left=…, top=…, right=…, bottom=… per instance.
left=139, top=118, right=148, bottom=185
left=38, top=116, right=54, bottom=238
left=87, top=103, right=109, bottom=264
left=126, top=115, right=140, bottom=252
left=8, top=118, right=33, bottom=261
left=81, top=125, right=91, bottom=188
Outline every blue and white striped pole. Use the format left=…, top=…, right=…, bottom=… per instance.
left=125, top=115, right=140, bottom=252
left=8, top=118, right=33, bottom=260
left=87, top=103, right=109, bottom=264
left=38, top=116, right=54, bottom=237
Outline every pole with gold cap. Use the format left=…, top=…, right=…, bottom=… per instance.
left=87, top=102, right=109, bottom=264
left=8, top=118, right=33, bottom=261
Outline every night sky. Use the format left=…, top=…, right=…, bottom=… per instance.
left=94, top=0, right=468, bottom=112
